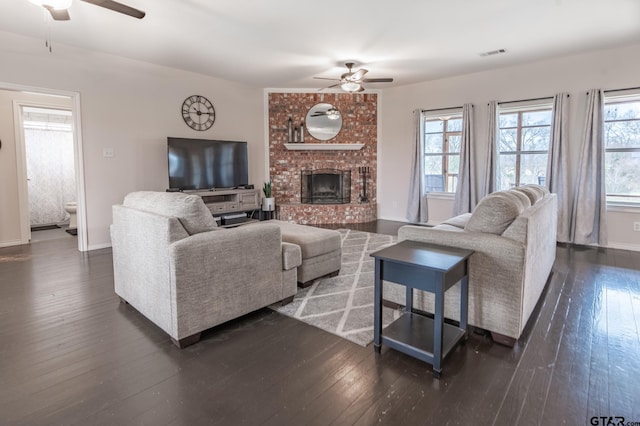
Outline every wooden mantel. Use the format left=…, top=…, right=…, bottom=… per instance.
left=283, top=143, right=365, bottom=151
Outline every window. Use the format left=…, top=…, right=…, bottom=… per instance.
left=604, top=96, right=640, bottom=205
left=424, top=113, right=462, bottom=193
left=497, top=104, right=552, bottom=190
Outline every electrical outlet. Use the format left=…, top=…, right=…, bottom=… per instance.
left=103, top=147, right=114, bottom=158
left=634, top=222, right=640, bottom=232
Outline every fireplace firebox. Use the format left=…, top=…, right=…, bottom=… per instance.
left=301, top=169, right=351, bottom=204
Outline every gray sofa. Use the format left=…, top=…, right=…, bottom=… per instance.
left=386, top=185, right=557, bottom=346
left=111, top=191, right=302, bottom=348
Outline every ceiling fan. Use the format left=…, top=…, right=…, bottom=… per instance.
left=29, top=0, right=146, bottom=21
left=314, top=62, right=394, bottom=93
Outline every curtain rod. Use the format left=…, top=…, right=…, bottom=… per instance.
left=421, top=105, right=463, bottom=113
left=497, top=95, right=556, bottom=105
left=604, top=86, right=640, bottom=93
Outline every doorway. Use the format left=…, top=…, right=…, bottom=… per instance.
left=20, top=106, right=77, bottom=242
left=1, top=83, right=87, bottom=251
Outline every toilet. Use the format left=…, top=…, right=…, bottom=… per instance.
left=64, top=202, right=77, bottom=229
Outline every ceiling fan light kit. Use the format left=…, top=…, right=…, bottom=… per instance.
left=327, top=108, right=340, bottom=120
left=340, top=82, right=362, bottom=93
left=315, top=62, right=393, bottom=93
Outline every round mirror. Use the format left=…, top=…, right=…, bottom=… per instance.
left=305, top=103, right=342, bottom=141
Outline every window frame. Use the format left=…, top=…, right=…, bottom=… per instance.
left=422, top=110, right=463, bottom=194
left=603, top=94, right=640, bottom=207
left=497, top=102, right=553, bottom=189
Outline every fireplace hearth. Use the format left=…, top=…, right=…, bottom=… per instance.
left=301, top=169, right=351, bottom=204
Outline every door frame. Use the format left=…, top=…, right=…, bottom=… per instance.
left=4, top=82, right=87, bottom=252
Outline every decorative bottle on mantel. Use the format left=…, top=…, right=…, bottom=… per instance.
left=299, top=122, right=305, bottom=143
left=287, top=117, right=293, bottom=142
left=293, top=126, right=299, bottom=142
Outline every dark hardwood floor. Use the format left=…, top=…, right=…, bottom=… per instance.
left=1, top=221, right=639, bottom=425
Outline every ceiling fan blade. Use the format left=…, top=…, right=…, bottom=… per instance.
left=362, top=78, right=394, bottom=83
left=80, top=0, right=146, bottom=19
left=313, top=77, right=341, bottom=81
left=45, top=6, right=70, bottom=21
left=350, top=68, right=368, bottom=81
left=318, top=83, right=341, bottom=91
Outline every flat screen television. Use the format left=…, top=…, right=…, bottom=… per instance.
left=167, top=137, right=249, bottom=191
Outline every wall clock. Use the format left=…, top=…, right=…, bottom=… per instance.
left=181, top=95, right=216, bottom=131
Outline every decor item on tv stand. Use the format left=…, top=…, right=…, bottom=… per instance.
left=262, top=179, right=275, bottom=219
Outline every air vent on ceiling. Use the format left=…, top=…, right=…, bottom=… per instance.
left=480, top=49, right=507, bottom=57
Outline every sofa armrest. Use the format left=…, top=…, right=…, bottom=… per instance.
left=168, top=223, right=285, bottom=337
left=398, top=225, right=524, bottom=256
left=282, top=242, right=302, bottom=271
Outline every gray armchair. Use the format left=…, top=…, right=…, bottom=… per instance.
left=111, top=191, right=301, bottom=348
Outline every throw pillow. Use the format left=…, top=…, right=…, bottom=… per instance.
left=513, top=186, right=542, bottom=205
left=505, top=189, right=532, bottom=210
left=442, top=212, right=472, bottom=229
left=525, top=184, right=549, bottom=197
left=465, top=192, right=522, bottom=235
left=123, top=191, right=218, bottom=235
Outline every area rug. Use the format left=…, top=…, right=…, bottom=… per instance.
left=271, top=229, right=403, bottom=347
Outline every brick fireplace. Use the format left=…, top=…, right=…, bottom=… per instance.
left=268, top=92, right=377, bottom=224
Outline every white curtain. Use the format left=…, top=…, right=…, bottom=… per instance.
left=406, top=109, right=428, bottom=223
left=25, top=128, right=75, bottom=226
left=452, top=104, right=476, bottom=215
left=570, top=89, right=607, bottom=245
left=484, top=101, right=499, bottom=195
left=545, top=93, right=571, bottom=242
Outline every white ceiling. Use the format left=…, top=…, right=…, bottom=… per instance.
left=1, top=0, right=639, bottom=90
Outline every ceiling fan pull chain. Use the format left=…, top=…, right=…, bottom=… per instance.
left=43, top=9, right=53, bottom=53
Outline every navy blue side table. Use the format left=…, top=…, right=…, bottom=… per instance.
left=371, top=240, right=473, bottom=378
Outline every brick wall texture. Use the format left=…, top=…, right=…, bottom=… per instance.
left=268, top=92, right=377, bottom=224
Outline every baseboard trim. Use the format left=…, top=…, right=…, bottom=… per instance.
left=0, top=239, right=23, bottom=248
left=377, top=215, right=409, bottom=223
left=606, top=242, right=640, bottom=252
left=88, top=243, right=112, bottom=251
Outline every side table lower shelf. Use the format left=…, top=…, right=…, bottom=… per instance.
left=379, top=313, right=466, bottom=368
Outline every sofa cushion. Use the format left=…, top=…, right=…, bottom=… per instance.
left=505, top=189, right=532, bottom=210
left=442, top=213, right=472, bottom=229
left=433, top=223, right=466, bottom=232
left=514, top=185, right=543, bottom=205
left=465, top=192, right=523, bottom=235
left=271, top=220, right=342, bottom=259
left=525, top=183, right=549, bottom=197
left=123, top=191, right=217, bottom=235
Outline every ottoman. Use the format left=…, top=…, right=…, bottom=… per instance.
left=269, top=220, right=342, bottom=287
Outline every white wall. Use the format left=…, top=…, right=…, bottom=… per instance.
left=0, top=31, right=264, bottom=249
left=379, top=43, right=640, bottom=251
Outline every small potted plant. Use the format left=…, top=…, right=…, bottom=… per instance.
left=262, top=180, right=275, bottom=213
